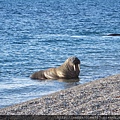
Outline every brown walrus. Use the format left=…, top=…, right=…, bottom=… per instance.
left=30, top=56, right=80, bottom=80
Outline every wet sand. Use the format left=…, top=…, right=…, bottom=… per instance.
left=0, top=74, right=120, bottom=115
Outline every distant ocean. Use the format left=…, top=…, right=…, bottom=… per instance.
left=0, top=0, right=120, bottom=108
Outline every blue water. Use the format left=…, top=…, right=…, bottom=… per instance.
left=0, top=0, right=120, bottom=108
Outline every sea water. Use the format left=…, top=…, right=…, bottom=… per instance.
left=0, top=0, right=120, bottom=108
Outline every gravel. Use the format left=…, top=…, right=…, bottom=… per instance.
left=0, top=74, right=120, bottom=115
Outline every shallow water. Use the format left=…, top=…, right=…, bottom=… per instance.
left=0, top=0, right=120, bottom=108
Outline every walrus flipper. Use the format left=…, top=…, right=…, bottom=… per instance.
left=30, top=70, right=47, bottom=80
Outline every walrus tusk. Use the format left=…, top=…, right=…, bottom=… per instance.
left=74, top=64, right=80, bottom=71
left=78, top=64, right=80, bottom=71
left=74, top=65, right=76, bottom=71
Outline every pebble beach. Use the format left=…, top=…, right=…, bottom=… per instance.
left=0, top=74, right=120, bottom=115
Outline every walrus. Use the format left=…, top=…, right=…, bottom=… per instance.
left=107, top=34, right=120, bottom=36
left=30, top=56, right=80, bottom=80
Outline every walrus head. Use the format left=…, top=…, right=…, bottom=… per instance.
left=68, top=56, right=80, bottom=71
left=56, top=56, right=80, bottom=79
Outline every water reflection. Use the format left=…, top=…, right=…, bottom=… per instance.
left=58, top=78, right=80, bottom=83
left=31, top=77, right=80, bottom=90
left=31, top=77, right=80, bottom=83
left=58, top=78, right=80, bottom=89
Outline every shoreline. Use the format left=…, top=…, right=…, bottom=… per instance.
left=0, top=74, right=120, bottom=115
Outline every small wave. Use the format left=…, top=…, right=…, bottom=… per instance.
left=71, top=35, right=87, bottom=38
left=35, top=34, right=70, bottom=38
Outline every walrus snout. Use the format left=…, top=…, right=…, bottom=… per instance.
left=73, top=57, right=80, bottom=64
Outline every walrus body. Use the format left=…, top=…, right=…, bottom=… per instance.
left=30, top=56, right=80, bottom=80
